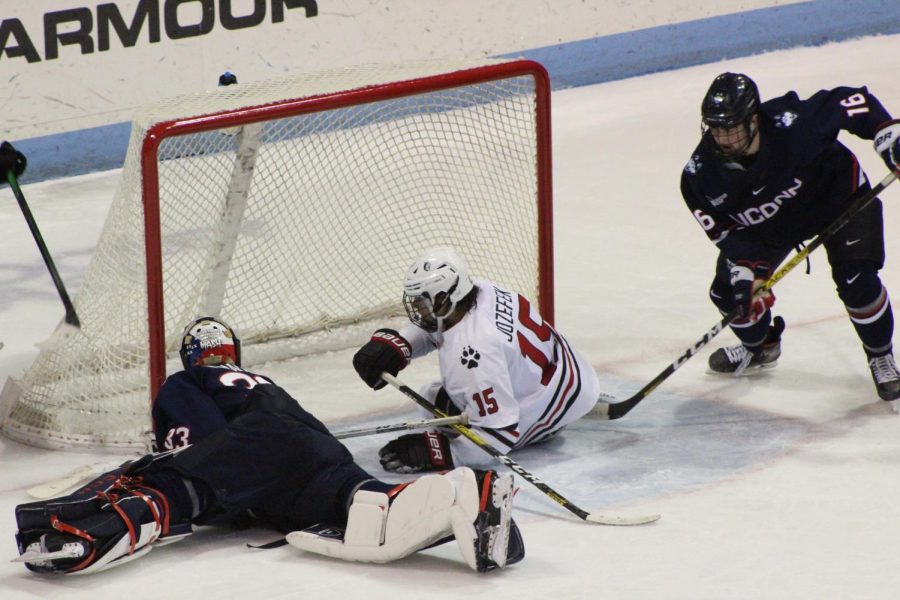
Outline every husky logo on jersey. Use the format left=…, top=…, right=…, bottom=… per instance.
left=684, top=154, right=702, bottom=174
left=461, top=346, right=481, bottom=369
left=774, top=111, right=799, bottom=128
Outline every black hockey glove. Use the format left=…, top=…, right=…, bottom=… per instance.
left=875, top=119, right=900, bottom=173
left=378, top=431, right=453, bottom=473
left=0, top=141, right=27, bottom=180
left=730, top=260, right=774, bottom=323
left=353, top=328, right=411, bottom=390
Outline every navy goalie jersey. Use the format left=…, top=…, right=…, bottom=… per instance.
left=680, top=85, right=892, bottom=264
left=152, top=364, right=274, bottom=451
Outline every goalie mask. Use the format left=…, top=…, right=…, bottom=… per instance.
left=179, top=317, right=241, bottom=369
left=403, top=247, right=475, bottom=333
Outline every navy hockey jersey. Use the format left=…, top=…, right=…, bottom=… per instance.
left=681, top=86, right=892, bottom=263
left=152, top=364, right=274, bottom=451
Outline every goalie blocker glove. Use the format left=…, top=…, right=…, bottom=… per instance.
left=875, top=119, right=900, bottom=173
left=379, top=431, right=453, bottom=473
left=352, top=328, right=412, bottom=390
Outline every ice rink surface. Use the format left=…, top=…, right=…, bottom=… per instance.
left=2, top=34, right=900, bottom=599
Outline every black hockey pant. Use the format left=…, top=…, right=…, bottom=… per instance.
left=165, top=384, right=374, bottom=533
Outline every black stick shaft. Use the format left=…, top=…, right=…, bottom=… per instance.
left=7, top=171, right=80, bottom=328
left=607, top=169, right=899, bottom=420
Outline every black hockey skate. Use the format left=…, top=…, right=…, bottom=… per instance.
left=867, top=353, right=900, bottom=404
left=708, top=316, right=785, bottom=376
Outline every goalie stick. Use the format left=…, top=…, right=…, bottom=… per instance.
left=330, top=413, right=467, bottom=439
left=381, top=373, right=660, bottom=526
left=25, top=414, right=469, bottom=500
left=595, top=168, right=899, bottom=421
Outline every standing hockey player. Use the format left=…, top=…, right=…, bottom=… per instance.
left=13, top=317, right=523, bottom=575
left=680, top=72, right=900, bottom=406
left=352, top=247, right=603, bottom=473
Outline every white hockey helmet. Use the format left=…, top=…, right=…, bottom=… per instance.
left=403, top=247, right=475, bottom=332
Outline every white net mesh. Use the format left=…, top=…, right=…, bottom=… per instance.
left=1, top=58, right=551, bottom=450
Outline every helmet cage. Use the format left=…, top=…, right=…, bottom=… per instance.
left=403, top=286, right=456, bottom=333
left=179, top=317, right=241, bottom=369
left=705, top=121, right=758, bottom=159
left=700, top=72, right=760, bottom=159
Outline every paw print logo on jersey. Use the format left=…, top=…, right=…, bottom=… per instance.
left=460, top=346, right=480, bottom=369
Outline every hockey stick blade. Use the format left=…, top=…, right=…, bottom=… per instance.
left=586, top=512, right=661, bottom=526
left=26, top=461, right=123, bottom=500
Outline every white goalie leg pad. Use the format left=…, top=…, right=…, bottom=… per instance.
left=287, top=474, right=457, bottom=564
left=343, top=490, right=389, bottom=546
left=446, top=467, right=481, bottom=571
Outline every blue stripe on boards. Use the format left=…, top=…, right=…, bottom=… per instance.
left=503, top=0, right=900, bottom=89
left=14, top=0, right=900, bottom=182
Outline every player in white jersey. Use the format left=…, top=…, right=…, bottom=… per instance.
left=352, top=247, right=602, bottom=472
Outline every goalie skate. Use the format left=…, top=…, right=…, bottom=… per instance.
left=449, top=468, right=523, bottom=572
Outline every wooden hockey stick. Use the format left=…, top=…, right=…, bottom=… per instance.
left=25, top=414, right=469, bottom=500
left=597, top=168, right=899, bottom=421
left=7, top=171, right=80, bottom=327
left=382, top=373, right=660, bottom=526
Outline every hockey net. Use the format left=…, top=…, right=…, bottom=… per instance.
left=0, top=58, right=553, bottom=450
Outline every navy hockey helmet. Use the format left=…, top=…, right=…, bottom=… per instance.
left=701, top=72, right=760, bottom=130
left=179, top=316, right=241, bottom=369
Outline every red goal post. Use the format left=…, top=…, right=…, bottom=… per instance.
left=1, top=58, right=554, bottom=450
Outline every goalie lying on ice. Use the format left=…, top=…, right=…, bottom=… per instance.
left=13, top=317, right=524, bottom=574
